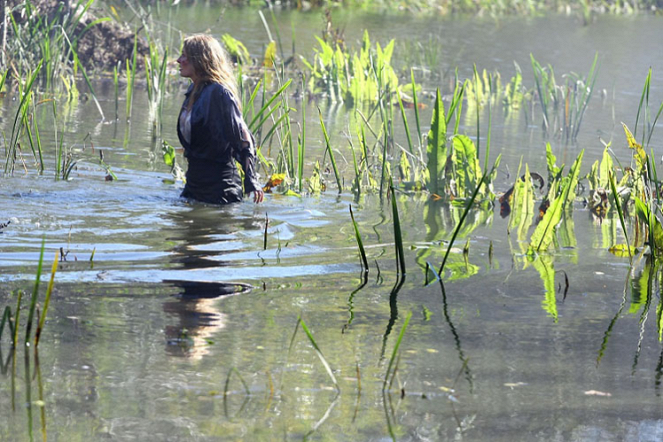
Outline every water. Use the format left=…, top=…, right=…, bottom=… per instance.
left=1, top=7, right=663, bottom=440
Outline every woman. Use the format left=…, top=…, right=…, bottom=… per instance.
left=176, top=34, right=264, bottom=204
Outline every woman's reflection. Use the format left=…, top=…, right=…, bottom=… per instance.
left=161, top=204, right=261, bottom=359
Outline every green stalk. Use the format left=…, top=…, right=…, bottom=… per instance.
left=5, top=60, right=42, bottom=174
left=439, top=174, right=488, bottom=276
left=473, top=64, right=481, bottom=159
left=609, top=171, right=631, bottom=263
left=298, top=75, right=306, bottom=193
left=411, top=70, right=422, bottom=147
left=318, top=108, right=342, bottom=193
left=13, top=290, right=23, bottom=348
left=390, top=177, right=406, bottom=275
left=126, top=33, right=138, bottom=122
left=349, top=205, right=369, bottom=272
left=248, top=79, right=292, bottom=132
left=25, top=238, right=46, bottom=343
left=71, top=43, right=105, bottom=120
left=35, top=251, right=58, bottom=348
left=634, top=68, right=651, bottom=142
left=397, top=92, right=414, bottom=157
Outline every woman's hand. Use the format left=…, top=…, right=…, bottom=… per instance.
left=252, top=189, right=265, bottom=204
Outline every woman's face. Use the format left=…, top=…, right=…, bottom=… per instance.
left=177, top=51, right=197, bottom=81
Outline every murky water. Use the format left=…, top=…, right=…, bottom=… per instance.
left=2, top=7, right=663, bottom=441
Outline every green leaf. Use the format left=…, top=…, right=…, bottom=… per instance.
left=426, top=88, right=447, bottom=196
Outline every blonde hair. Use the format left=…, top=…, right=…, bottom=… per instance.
left=183, top=34, right=240, bottom=110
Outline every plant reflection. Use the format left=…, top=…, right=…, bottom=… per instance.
left=0, top=346, right=47, bottom=442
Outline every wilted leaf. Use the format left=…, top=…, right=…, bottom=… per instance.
left=622, top=122, right=646, bottom=172
left=263, top=173, right=287, bottom=192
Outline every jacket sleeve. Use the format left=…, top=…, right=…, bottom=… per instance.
left=223, top=90, right=262, bottom=194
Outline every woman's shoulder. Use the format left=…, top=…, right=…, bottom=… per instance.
left=205, top=82, right=235, bottom=101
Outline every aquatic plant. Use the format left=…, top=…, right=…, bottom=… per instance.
left=529, top=53, right=599, bottom=141
left=0, top=239, right=57, bottom=348
left=349, top=205, right=369, bottom=272
left=301, top=30, right=400, bottom=106
left=529, top=150, right=584, bottom=253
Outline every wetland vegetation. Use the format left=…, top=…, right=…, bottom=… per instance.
left=1, top=0, right=663, bottom=440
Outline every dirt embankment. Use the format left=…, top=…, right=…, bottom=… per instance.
left=5, top=0, right=149, bottom=71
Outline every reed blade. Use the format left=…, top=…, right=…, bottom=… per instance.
left=35, top=251, right=58, bottom=347
left=349, top=205, right=369, bottom=271
left=389, top=177, right=406, bottom=275
left=25, top=238, right=46, bottom=343
left=318, top=108, right=342, bottom=193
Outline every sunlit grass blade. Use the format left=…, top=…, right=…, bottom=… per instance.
left=12, top=290, right=24, bottom=348
left=5, top=60, right=42, bottom=174
left=411, top=70, right=422, bottom=149
left=72, top=45, right=104, bottom=120
left=530, top=150, right=584, bottom=253
left=25, top=237, right=46, bottom=343
left=35, top=251, right=58, bottom=348
left=298, top=75, right=306, bottom=193
left=397, top=92, right=415, bottom=157
left=383, top=311, right=412, bottom=391
left=349, top=205, right=369, bottom=272
left=299, top=316, right=340, bottom=392
left=318, top=107, right=342, bottom=193
left=634, top=68, right=651, bottom=141
left=609, top=171, right=631, bottom=262
left=248, top=79, right=292, bottom=133
left=125, top=34, right=138, bottom=122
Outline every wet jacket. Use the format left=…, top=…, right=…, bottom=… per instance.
left=177, top=82, right=261, bottom=204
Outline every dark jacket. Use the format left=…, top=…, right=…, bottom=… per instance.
left=177, top=82, right=261, bottom=204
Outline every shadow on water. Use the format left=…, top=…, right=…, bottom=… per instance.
left=160, top=205, right=261, bottom=359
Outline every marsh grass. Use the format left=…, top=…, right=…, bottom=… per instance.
left=349, top=204, right=369, bottom=271
left=0, top=238, right=57, bottom=348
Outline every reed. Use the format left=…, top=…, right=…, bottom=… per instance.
left=318, top=107, right=342, bottom=193
left=349, top=205, right=369, bottom=272
left=609, top=171, right=632, bottom=263
left=125, top=34, right=138, bottom=122
left=389, top=177, right=406, bottom=275
left=24, top=238, right=46, bottom=343
left=438, top=174, right=488, bottom=276
left=5, top=61, right=42, bottom=174
left=35, top=250, right=58, bottom=347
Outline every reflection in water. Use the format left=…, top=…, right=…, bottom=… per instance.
left=163, top=281, right=251, bottom=359
left=161, top=206, right=261, bottom=359
left=439, top=280, right=473, bottom=392
left=343, top=271, right=369, bottom=333
left=0, top=347, right=47, bottom=441
left=380, top=275, right=406, bottom=361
